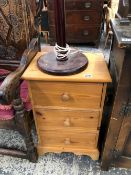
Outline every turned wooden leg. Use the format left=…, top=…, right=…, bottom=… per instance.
left=13, top=98, right=38, bottom=162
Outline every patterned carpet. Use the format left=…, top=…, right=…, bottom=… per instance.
left=0, top=33, right=131, bottom=175
left=0, top=149, right=131, bottom=175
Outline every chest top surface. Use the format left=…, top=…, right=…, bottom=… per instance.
left=22, top=51, right=111, bottom=83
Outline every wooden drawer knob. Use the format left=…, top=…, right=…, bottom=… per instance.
left=64, top=118, right=71, bottom=127
left=64, top=138, right=71, bottom=145
left=61, top=92, right=70, bottom=101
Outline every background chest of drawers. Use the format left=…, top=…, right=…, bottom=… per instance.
left=22, top=50, right=111, bottom=160
left=47, top=0, right=104, bottom=46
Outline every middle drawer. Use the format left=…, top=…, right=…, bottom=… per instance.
left=35, top=108, right=100, bottom=130
left=48, top=11, right=101, bottom=25
left=30, top=81, right=103, bottom=109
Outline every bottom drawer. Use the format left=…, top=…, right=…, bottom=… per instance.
left=39, top=129, right=98, bottom=149
left=49, top=25, right=101, bottom=43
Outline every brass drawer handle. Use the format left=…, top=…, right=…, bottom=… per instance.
left=84, top=16, right=90, bottom=21
left=64, top=118, right=71, bottom=127
left=84, top=2, right=91, bottom=8
left=64, top=138, right=71, bottom=145
left=61, top=92, right=70, bottom=101
left=83, top=31, right=89, bottom=36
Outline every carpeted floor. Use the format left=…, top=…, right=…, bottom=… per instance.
left=0, top=150, right=131, bottom=175
left=0, top=33, right=131, bottom=175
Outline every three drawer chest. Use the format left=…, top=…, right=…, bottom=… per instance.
left=22, top=50, right=111, bottom=160
left=47, top=0, right=104, bottom=46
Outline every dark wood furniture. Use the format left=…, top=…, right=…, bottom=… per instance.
left=0, top=0, right=41, bottom=162
left=47, top=0, right=104, bottom=46
left=101, top=19, right=131, bottom=170
left=116, top=0, right=131, bottom=19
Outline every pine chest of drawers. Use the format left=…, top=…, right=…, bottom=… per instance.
left=22, top=50, right=111, bottom=160
left=47, top=0, right=104, bottom=46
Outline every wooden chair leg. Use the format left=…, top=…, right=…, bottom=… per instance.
left=24, top=132, right=38, bottom=162
left=13, top=98, right=38, bottom=162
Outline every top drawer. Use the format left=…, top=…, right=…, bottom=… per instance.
left=47, top=0, right=104, bottom=11
left=29, top=81, right=103, bottom=109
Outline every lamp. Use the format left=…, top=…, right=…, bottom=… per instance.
left=37, top=0, right=88, bottom=75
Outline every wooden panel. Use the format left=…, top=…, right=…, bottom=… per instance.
left=101, top=37, right=131, bottom=170
left=123, top=133, right=131, bottom=157
left=22, top=51, right=112, bottom=83
left=47, top=0, right=103, bottom=11
left=66, top=25, right=100, bottom=42
left=37, top=146, right=99, bottom=160
left=49, top=25, right=100, bottom=42
left=115, top=156, right=131, bottom=169
left=115, top=116, right=131, bottom=156
left=48, top=11, right=101, bottom=25
left=30, top=81, right=103, bottom=109
left=34, top=108, right=100, bottom=130
left=39, top=129, right=98, bottom=148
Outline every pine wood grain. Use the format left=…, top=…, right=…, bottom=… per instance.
left=22, top=51, right=111, bottom=83
left=38, top=129, right=98, bottom=148
left=22, top=50, right=111, bottom=159
left=34, top=108, right=100, bottom=130
left=29, top=81, right=103, bottom=109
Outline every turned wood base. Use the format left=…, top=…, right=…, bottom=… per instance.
left=37, top=51, right=88, bottom=76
